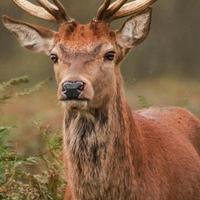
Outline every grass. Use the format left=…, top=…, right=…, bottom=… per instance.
left=0, top=75, right=199, bottom=199
left=0, top=125, right=66, bottom=200
left=0, top=77, right=66, bottom=200
left=126, top=75, right=200, bottom=117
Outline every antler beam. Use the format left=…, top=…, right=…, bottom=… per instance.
left=12, top=0, right=72, bottom=23
left=13, top=0, right=55, bottom=21
left=111, top=0, right=157, bottom=20
left=96, top=0, right=112, bottom=20
left=96, top=0, right=157, bottom=22
left=107, top=0, right=128, bottom=16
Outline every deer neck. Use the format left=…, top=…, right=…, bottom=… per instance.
left=63, top=69, right=144, bottom=199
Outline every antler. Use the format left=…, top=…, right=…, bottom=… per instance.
left=12, top=0, right=73, bottom=23
left=96, top=0, right=112, bottom=20
left=96, top=0, right=157, bottom=22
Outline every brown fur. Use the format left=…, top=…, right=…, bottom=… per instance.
left=63, top=67, right=200, bottom=200
left=57, top=21, right=115, bottom=47
left=3, top=13, right=200, bottom=200
left=53, top=22, right=200, bottom=200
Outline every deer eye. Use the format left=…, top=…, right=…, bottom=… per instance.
left=104, top=51, right=116, bottom=61
left=50, top=54, right=58, bottom=63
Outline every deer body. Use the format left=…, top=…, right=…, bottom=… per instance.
left=63, top=68, right=200, bottom=200
left=2, top=0, right=200, bottom=199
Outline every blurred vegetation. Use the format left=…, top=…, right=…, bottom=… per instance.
left=0, top=78, right=66, bottom=200
left=0, top=76, right=51, bottom=103
left=0, top=75, right=199, bottom=199
left=0, top=125, right=66, bottom=200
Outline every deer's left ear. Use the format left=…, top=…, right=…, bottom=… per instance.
left=116, top=9, right=152, bottom=49
left=2, top=15, right=55, bottom=54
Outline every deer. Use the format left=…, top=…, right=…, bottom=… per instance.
left=2, top=0, right=200, bottom=199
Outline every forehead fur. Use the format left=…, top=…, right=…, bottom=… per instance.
left=56, top=21, right=116, bottom=48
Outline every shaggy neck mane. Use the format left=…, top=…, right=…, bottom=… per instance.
left=63, top=69, right=145, bottom=199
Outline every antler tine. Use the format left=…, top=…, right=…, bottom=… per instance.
left=53, top=0, right=72, bottom=21
left=110, top=0, right=157, bottom=21
left=96, top=0, right=112, bottom=20
left=37, top=0, right=73, bottom=22
left=13, top=0, right=73, bottom=23
left=96, top=0, right=157, bottom=22
left=13, top=0, right=56, bottom=21
left=106, top=0, right=128, bottom=17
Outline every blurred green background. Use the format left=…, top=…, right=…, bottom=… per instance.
left=1, top=0, right=200, bottom=82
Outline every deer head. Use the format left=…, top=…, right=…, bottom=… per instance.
left=2, top=0, right=156, bottom=110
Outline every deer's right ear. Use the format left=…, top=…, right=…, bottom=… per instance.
left=116, top=9, right=152, bottom=50
left=2, top=15, right=55, bottom=53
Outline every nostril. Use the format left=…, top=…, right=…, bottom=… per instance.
left=62, top=84, right=66, bottom=91
left=62, top=81, right=85, bottom=91
left=77, top=82, right=85, bottom=91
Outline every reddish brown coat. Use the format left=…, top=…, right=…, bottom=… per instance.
left=63, top=68, right=200, bottom=200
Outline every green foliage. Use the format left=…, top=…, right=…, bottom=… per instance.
left=0, top=124, right=66, bottom=200
left=0, top=76, right=50, bottom=104
left=16, top=78, right=52, bottom=98
left=0, top=77, right=66, bottom=200
left=0, top=76, right=29, bottom=91
left=138, top=95, right=152, bottom=108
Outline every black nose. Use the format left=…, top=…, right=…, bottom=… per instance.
left=62, top=81, right=85, bottom=100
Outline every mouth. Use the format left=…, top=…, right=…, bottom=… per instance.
left=60, top=98, right=90, bottom=110
left=59, top=97, right=90, bottom=102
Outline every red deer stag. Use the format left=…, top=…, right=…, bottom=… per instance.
left=2, top=0, right=200, bottom=199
